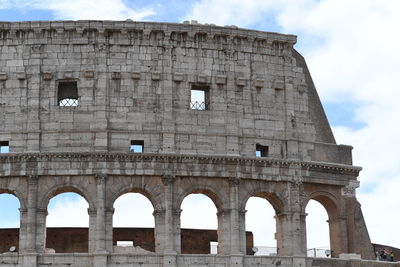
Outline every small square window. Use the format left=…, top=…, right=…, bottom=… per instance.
left=130, top=140, right=144, bottom=153
left=58, top=81, right=79, bottom=107
left=256, top=144, right=268, bottom=157
left=190, top=85, right=209, bottom=111
left=0, top=141, right=9, bottom=153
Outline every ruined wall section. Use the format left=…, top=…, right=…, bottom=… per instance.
left=0, top=21, right=350, bottom=164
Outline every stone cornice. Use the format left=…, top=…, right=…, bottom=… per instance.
left=0, top=20, right=296, bottom=55
left=0, top=152, right=361, bottom=175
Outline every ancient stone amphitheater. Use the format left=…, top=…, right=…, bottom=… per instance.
left=0, top=20, right=389, bottom=267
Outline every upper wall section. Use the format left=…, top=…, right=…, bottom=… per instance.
left=0, top=20, right=350, bottom=164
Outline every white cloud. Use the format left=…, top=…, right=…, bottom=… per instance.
left=113, top=193, right=154, bottom=227
left=47, top=193, right=89, bottom=227
left=181, top=194, right=217, bottom=230
left=2, top=0, right=154, bottom=20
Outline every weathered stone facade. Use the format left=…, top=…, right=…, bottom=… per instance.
left=0, top=20, right=382, bottom=267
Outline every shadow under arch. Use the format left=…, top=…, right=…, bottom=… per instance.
left=305, top=191, right=342, bottom=257
left=0, top=190, right=21, bottom=253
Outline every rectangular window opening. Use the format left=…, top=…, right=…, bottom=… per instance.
left=210, top=241, right=218, bottom=254
left=256, top=144, right=268, bottom=157
left=58, top=81, right=79, bottom=107
left=0, top=141, right=9, bottom=153
left=116, top=241, right=134, bottom=247
left=190, top=85, right=209, bottom=111
left=130, top=140, right=144, bottom=153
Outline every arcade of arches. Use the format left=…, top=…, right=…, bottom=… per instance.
left=0, top=173, right=373, bottom=259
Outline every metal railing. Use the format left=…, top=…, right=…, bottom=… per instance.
left=190, top=101, right=209, bottom=111
left=59, top=98, right=79, bottom=107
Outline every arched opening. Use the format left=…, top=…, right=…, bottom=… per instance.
left=306, top=199, right=331, bottom=257
left=0, top=193, right=20, bottom=253
left=113, top=192, right=155, bottom=253
left=46, top=192, right=89, bottom=253
left=245, top=196, right=277, bottom=256
left=180, top=193, right=218, bottom=254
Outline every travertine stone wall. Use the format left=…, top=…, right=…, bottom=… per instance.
left=0, top=21, right=376, bottom=267
left=0, top=20, right=348, bottom=164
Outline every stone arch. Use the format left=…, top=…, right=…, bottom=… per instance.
left=239, top=186, right=286, bottom=213
left=239, top=182, right=288, bottom=256
left=108, top=185, right=163, bottom=211
left=305, top=191, right=340, bottom=220
left=176, top=184, right=225, bottom=211
left=177, top=182, right=226, bottom=254
left=0, top=188, right=25, bottom=210
left=39, top=184, right=95, bottom=211
left=304, top=191, right=344, bottom=257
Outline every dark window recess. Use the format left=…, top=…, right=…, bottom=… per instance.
left=130, top=140, right=144, bottom=153
left=256, top=144, right=268, bottom=157
left=58, top=81, right=79, bottom=107
left=190, top=85, right=210, bottom=111
left=0, top=141, right=9, bottom=153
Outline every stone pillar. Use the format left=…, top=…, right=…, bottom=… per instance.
left=95, top=173, right=107, bottom=253
left=228, top=177, right=242, bottom=255
left=25, top=175, right=38, bottom=252
left=35, top=208, right=47, bottom=252
left=87, top=208, right=97, bottom=253
left=19, top=208, right=28, bottom=252
left=173, top=209, right=182, bottom=254
left=105, top=208, right=114, bottom=252
left=161, top=174, right=177, bottom=255
left=328, top=216, right=348, bottom=257
left=153, top=208, right=166, bottom=253
left=238, top=209, right=247, bottom=254
left=274, top=179, right=306, bottom=256
left=217, top=208, right=230, bottom=255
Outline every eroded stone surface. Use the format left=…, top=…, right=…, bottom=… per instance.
left=0, top=20, right=375, bottom=267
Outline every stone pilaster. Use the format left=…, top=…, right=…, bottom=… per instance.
left=87, top=208, right=96, bottom=253
left=35, top=208, right=47, bottom=252
left=161, top=174, right=176, bottom=254
left=228, top=177, right=242, bottom=255
left=25, top=175, right=38, bottom=253
left=173, top=208, right=182, bottom=254
left=95, top=173, right=107, bottom=253
left=217, top=208, right=230, bottom=255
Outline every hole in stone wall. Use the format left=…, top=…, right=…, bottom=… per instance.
left=130, top=140, right=144, bottom=153
left=113, top=193, right=155, bottom=252
left=245, top=196, right=277, bottom=256
left=256, top=144, right=268, bottom=157
left=0, top=141, right=9, bottom=153
left=306, top=200, right=331, bottom=258
left=46, top=192, right=89, bottom=253
left=0, top=193, right=20, bottom=253
left=190, top=84, right=210, bottom=111
left=181, top=193, right=218, bottom=254
left=58, top=81, right=79, bottom=107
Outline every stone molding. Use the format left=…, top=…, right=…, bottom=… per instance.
left=0, top=21, right=296, bottom=56
left=0, top=152, right=361, bottom=175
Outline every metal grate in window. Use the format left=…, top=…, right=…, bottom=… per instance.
left=190, top=101, right=208, bottom=111
left=59, top=98, right=79, bottom=107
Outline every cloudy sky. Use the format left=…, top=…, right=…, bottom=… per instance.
left=0, top=0, right=399, bottom=252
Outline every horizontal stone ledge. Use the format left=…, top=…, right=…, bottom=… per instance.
left=0, top=152, right=361, bottom=174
